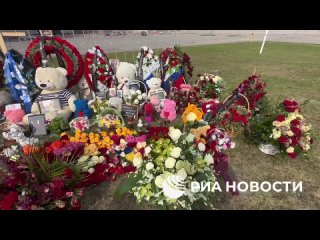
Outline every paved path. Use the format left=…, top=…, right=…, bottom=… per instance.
left=4, top=30, right=320, bottom=55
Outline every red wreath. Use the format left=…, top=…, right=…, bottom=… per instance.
left=25, top=36, right=83, bottom=88
left=84, top=46, right=114, bottom=90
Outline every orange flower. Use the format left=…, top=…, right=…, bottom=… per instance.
left=182, top=103, right=203, bottom=123
left=23, top=145, right=39, bottom=155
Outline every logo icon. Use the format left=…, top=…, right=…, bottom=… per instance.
left=162, top=175, right=186, bottom=199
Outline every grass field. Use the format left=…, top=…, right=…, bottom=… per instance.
left=82, top=42, right=320, bottom=210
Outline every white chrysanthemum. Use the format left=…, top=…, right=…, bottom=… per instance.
left=145, top=146, right=152, bottom=155
left=186, top=133, right=195, bottom=143
left=198, top=142, right=206, bottom=152
left=133, top=157, right=143, bottom=168
left=165, top=157, right=176, bottom=169
left=204, top=154, right=214, bottom=166
left=171, top=147, right=182, bottom=158
left=146, top=162, right=154, bottom=171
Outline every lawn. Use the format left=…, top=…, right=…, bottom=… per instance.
left=82, top=42, right=320, bottom=210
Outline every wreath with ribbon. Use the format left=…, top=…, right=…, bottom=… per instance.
left=135, top=46, right=160, bottom=83
left=159, top=46, right=193, bottom=91
left=84, top=46, right=114, bottom=91
left=25, top=36, right=83, bottom=88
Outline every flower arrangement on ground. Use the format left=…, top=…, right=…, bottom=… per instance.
left=194, top=73, right=225, bottom=100
left=124, top=89, right=147, bottom=105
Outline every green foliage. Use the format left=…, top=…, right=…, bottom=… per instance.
left=48, top=117, right=70, bottom=135
left=247, top=97, right=281, bottom=145
left=114, top=172, right=142, bottom=197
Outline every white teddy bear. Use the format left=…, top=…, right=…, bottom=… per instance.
left=23, top=67, right=77, bottom=123
left=146, top=77, right=167, bottom=98
left=116, top=62, right=137, bottom=96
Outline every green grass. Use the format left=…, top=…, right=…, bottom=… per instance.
left=105, top=42, right=320, bottom=210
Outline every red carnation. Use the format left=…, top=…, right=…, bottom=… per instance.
left=276, top=114, right=286, bottom=122
left=288, top=152, right=297, bottom=159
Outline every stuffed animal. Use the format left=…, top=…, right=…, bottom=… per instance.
left=77, top=76, right=95, bottom=100
left=74, top=99, right=93, bottom=118
left=146, top=77, right=167, bottom=98
left=160, top=99, right=177, bottom=122
left=23, top=67, right=77, bottom=124
left=109, top=97, right=123, bottom=111
left=4, top=109, right=25, bottom=123
left=116, top=62, right=137, bottom=96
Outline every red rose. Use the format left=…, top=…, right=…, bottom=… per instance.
left=288, top=152, right=297, bottom=159
left=0, top=191, right=18, bottom=210
left=283, top=99, right=299, bottom=112
left=290, top=137, right=299, bottom=146
left=276, top=114, right=286, bottom=122
left=278, top=136, right=289, bottom=144
left=291, top=119, right=300, bottom=126
left=51, top=141, right=63, bottom=150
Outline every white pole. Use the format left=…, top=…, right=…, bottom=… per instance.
left=259, top=30, right=269, bottom=54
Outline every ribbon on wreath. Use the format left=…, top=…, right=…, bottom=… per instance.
left=4, top=50, right=36, bottom=113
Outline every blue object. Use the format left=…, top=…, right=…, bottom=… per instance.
left=74, top=99, right=93, bottom=118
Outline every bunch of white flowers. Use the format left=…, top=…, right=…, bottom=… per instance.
left=124, top=89, right=147, bottom=105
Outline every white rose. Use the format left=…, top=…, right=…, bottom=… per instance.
left=218, top=139, right=224, bottom=145
left=177, top=168, right=187, bottom=180
left=130, top=90, right=135, bottom=95
left=136, top=90, right=142, bottom=95
left=134, top=99, right=140, bottom=104
left=186, top=112, right=197, bottom=122
left=230, top=142, right=236, bottom=148
left=169, top=127, right=182, bottom=142
left=198, top=142, right=206, bottom=151
left=137, top=95, right=142, bottom=100
left=186, top=133, right=195, bottom=143
left=120, top=152, right=126, bottom=157
left=175, top=160, right=185, bottom=171
left=165, top=157, right=176, bottom=169
left=91, top=156, right=99, bottom=165
left=145, top=146, right=152, bottom=155
left=133, top=157, right=143, bottom=168
left=88, top=168, right=95, bottom=174
left=171, top=147, right=182, bottom=158
left=142, top=93, right=147, bottom=99
left=204, top=154, right=214, bottom=166
left=146, top=162, right=154, bottom=171
left=286, top=147, right=294, bottom=153
left=272, top=129, right=281, bottom=139
left=127, top=95, right=132, bottom=100
left=155, top=176, right=164, bottom=188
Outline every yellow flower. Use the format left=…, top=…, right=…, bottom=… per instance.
left=126, top=152, right=135, bottom=161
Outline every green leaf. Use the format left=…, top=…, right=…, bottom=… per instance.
left=114, top=172, right=142, bottom=197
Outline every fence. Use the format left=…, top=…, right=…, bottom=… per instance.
left=2, top=30, right=320, bottom=63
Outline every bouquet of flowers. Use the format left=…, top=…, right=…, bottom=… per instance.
left=124, top=89, right=147, bottom=105
left=70, top=117, right=90, bottom=132
left=271, top=99, right=313, bottom=158
left=170, top=85, right=200, bottom=114
left=117, top=125, right=218, bottom=209
left=234, top=74, right=267, bottom=111
left=194, top=73, right=225, bottom=100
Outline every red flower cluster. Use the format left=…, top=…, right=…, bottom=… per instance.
left=194, top=73, right=225, bottom=100
left=170, top=87, right=200, bottom=114
left=0, top=191, right=18, bottom=210
left=282, top=99, right=300, bottom=112
left=147, top=127, right=169, bottom=140
left=84, top=46, right=114, bottom=90
left=235, top=74, right=267, bottom=110
left=25, top=36, right=83, bottom=88
left=221, top=107, right=248, bottom=127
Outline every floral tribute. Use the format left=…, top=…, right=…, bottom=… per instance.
left=193, top=73, right=225, bottom=100
left=271, top=99, right=313, bottom=158
left=135, top=46, right=160, bottom=81
left=25, top=36, right=83, bottom=88
left=84, top=46, right=114, bottom=91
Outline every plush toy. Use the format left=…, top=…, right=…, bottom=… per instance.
left=109, top=97, right=123, bottom=111
left=146, top=77, right=167, bottom=98
left=116, top=62, right=137, bottom=96
left=23, top=67, right=77, bottom=124
left=4, top=109, right=25, bottom=123
left=74, top=99, right=93, bottom=118
left=77, top=76, right=95, bottom=100
left=160, top=99, right=177, bottom=121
